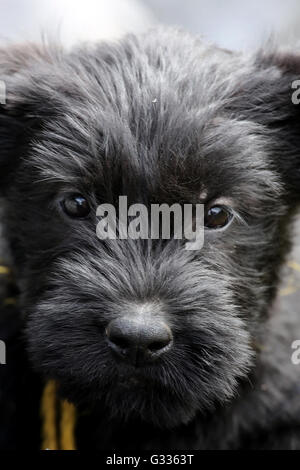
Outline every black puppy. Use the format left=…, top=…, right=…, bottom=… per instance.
left=0, top=29, right=300, bottom=449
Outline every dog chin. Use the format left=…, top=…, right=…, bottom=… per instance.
left=56, top=372, right=199, bottom=429
left=103, top=389, right=199, bottom=429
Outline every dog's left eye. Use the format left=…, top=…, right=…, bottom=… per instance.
left=62, top=194, right=91, bottom=218
left=205, top=206, right=232, bottom=229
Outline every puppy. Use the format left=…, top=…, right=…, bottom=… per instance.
left=0, top=29, right=299, bottom=449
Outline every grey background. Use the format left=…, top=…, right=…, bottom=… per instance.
left=0, top=0, right=300, bottom=49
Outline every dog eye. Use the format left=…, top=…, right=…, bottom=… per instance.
left=205, top=206, right=232, bottom=229
left=62, top=194, right=91, bottom=218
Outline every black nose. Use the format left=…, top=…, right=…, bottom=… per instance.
left=106, top=316, right=173, bottom=366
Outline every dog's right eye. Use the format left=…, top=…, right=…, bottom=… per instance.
left=62, top=194, right=91, bottom=218
left=204, top=206, right=232, bottom=229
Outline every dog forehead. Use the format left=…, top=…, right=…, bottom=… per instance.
left=30, top=110, right=272, bottom=208
left=26, top=33, right=276, bottom=202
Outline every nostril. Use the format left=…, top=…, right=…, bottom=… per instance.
left=106, top=327, right=130, bottom=350
left=110, top=335, right=129, bottom=350
left=148, top=339, right=171, bottom=352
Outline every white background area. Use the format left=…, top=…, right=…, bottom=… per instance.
left=0, top=0, right=300, bottom=50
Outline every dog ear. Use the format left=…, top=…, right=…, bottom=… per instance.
left=257, top=51, right=300, bottom=203
left=0, top=44, right=54, bottom=193
left=227, top=49, right=300, bottom=203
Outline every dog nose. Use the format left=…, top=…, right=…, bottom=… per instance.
left=106, top=316, right=172, bottom=366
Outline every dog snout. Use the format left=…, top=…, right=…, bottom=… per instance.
left=106, top=316, right=173, bottom=366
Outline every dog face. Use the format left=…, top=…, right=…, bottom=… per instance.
left=1, top=30, right=300, bottom=428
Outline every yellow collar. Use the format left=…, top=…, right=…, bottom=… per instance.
left=41, top=380, right=76, bottom=450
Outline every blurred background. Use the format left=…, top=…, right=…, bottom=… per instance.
left=0, top=0, right=300, bottom=50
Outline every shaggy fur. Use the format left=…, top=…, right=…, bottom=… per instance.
left=0, top=28, right=300, bottom=449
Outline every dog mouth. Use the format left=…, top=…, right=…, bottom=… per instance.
left=112, top=361, right=165, bottom=388
left=117, top=374, right=148, bottom=389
